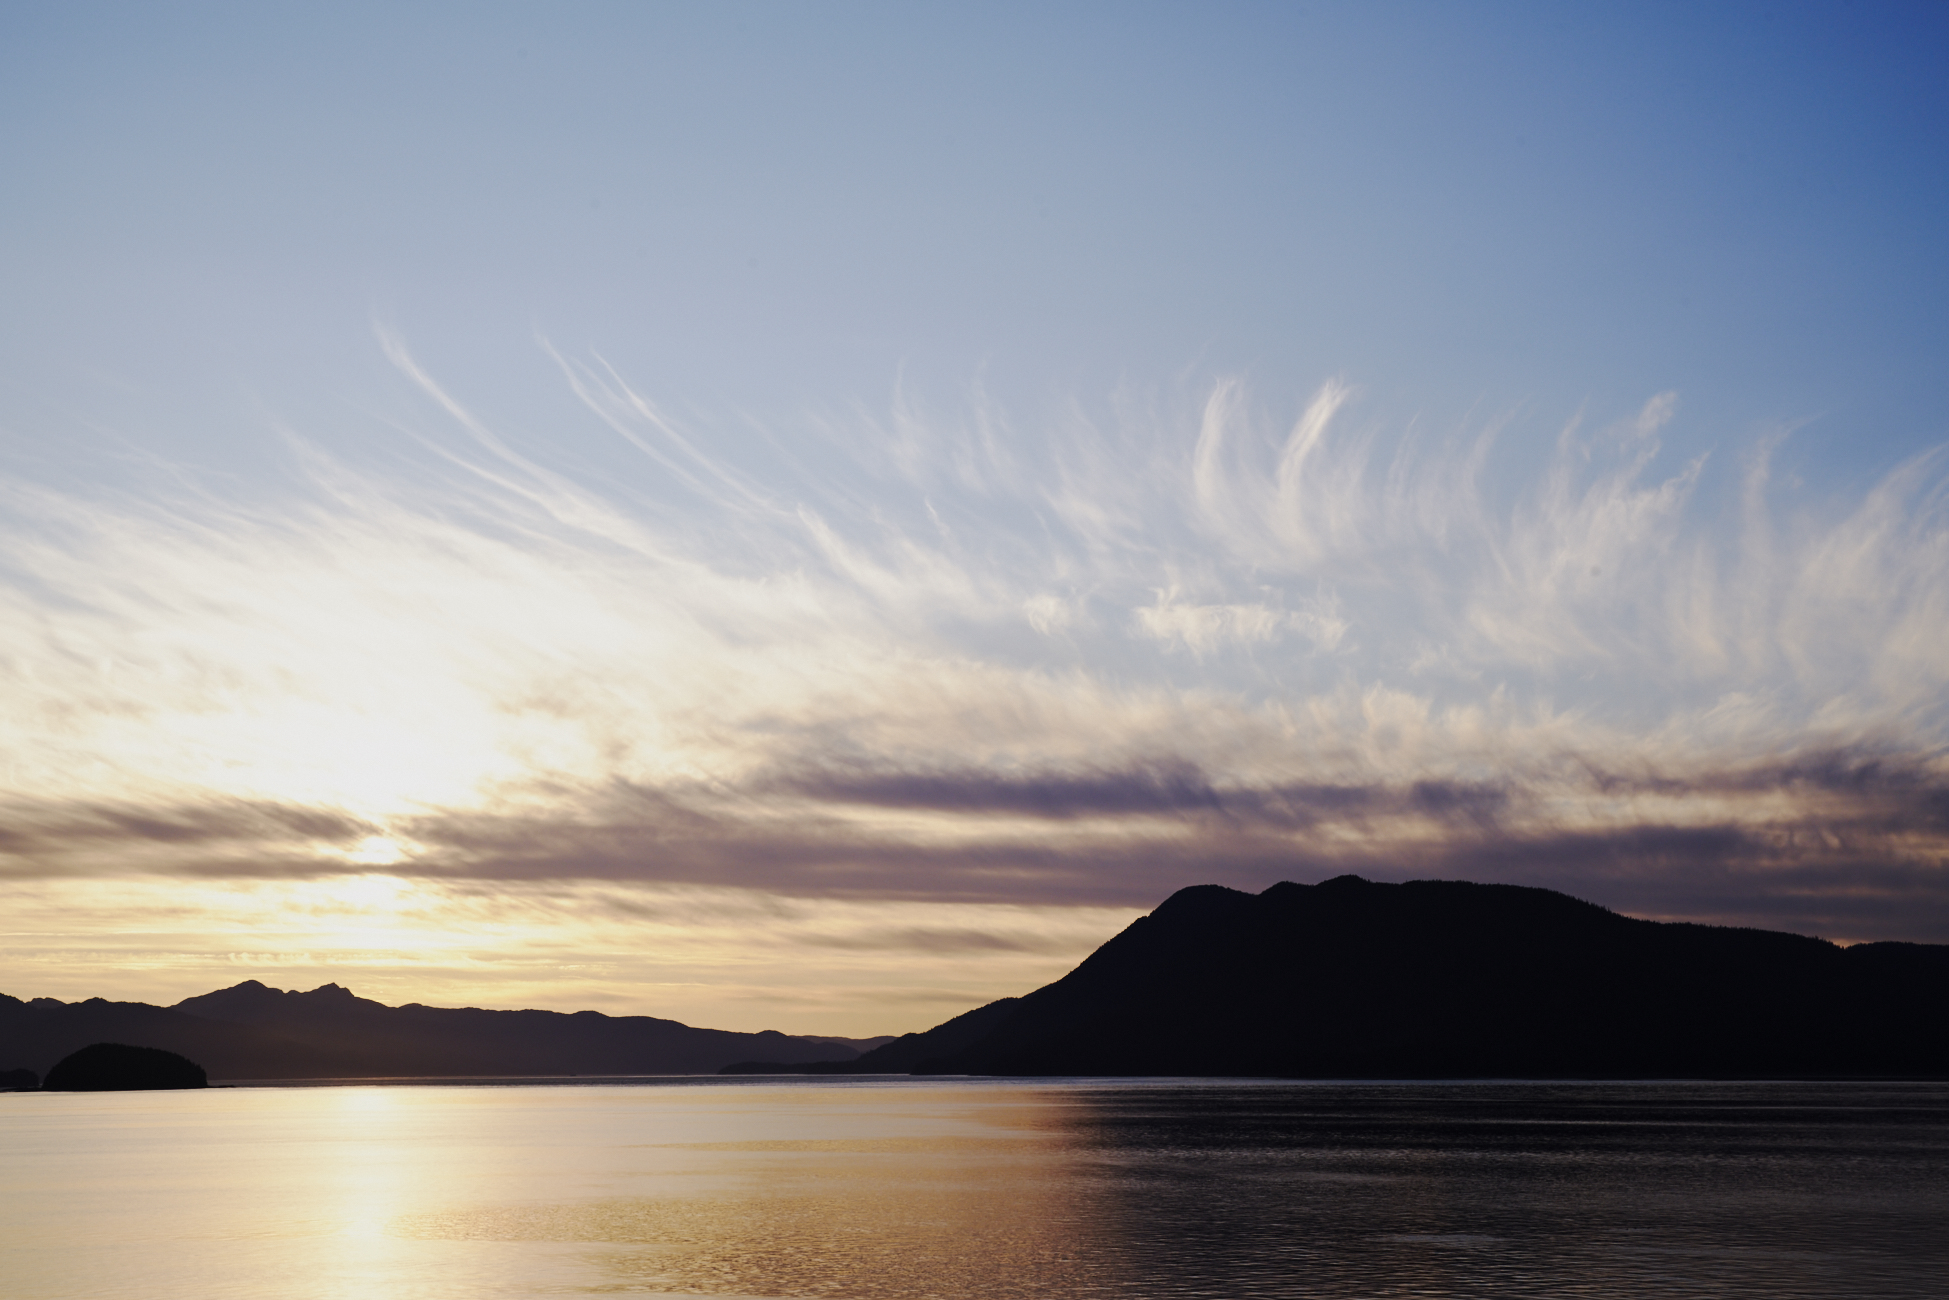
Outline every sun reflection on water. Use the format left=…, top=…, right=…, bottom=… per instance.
left=4, top=1081, right=1947, bottom=1299
left=394, top=1128, right=1122, bottom=1297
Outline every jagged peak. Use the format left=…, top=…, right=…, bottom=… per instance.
left=177, top=979, right=280, bottom=1002
left=301, top=983, right=355, bottom=998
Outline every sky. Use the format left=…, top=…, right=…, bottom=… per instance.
left=2, top=2, right=1947, bottom=1035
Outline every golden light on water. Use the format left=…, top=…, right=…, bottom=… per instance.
left=0, top=1084, right=1126, bottom=1299
left=13, top=1081, right=1938, bottom=1297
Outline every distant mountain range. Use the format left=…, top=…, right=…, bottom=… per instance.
left=0, top=980, right=890, bottom=1082
left=14, top=876, right=1945, bottom=1084
left=723, top=876, right=1949, bottom=1078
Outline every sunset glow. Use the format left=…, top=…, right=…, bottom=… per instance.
left=3, top=4, right=1945, bottom=1034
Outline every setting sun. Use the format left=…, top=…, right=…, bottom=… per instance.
left=345, top=838, right=409, bottom=868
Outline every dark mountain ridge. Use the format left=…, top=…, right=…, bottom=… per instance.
left=1, top=981, right=862, bottom=1081
left=727, top=876, right=1949, bottom=1078
left=723, top=996, right=1026, bottom=1076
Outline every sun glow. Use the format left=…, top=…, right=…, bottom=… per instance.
left=2, top=360, right=1947, bottom=1031
left=0, top=875, right=1137, bottom=1033
left=345, top=837, right=410, bottom=867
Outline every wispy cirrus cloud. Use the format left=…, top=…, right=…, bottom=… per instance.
left=2, top=339, right=1946, bottom=1026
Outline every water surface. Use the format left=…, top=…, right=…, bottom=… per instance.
left=4, top=1078, right=1945, bottom=1298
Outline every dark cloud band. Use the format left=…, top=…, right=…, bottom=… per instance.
left=7, top=745, right=1945, bottom=943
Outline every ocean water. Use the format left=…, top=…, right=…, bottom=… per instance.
left=2, top=1078, right=1945, bottom=1298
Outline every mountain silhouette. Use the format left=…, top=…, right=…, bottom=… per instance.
left=724, top=876, right=1949, bottom=1078
left=720, top=996, right=1023, bottom=1075
left=0, top=982, right=863, bottom=1081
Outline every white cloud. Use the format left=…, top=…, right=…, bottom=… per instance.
left=1132, top=588, right=1348, bottom=656
left=2, top=349, right=1946, bottom=998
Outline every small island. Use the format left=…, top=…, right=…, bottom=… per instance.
left=41, top=1042, right=208, bottom=1091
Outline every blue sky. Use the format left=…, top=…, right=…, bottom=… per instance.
left=9, top=2, right=1946, bottom=477
left=2, top=3, right=1946, bottom=1031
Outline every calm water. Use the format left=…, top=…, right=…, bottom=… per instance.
left=3, top=1078, right=1946, bottom=1298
